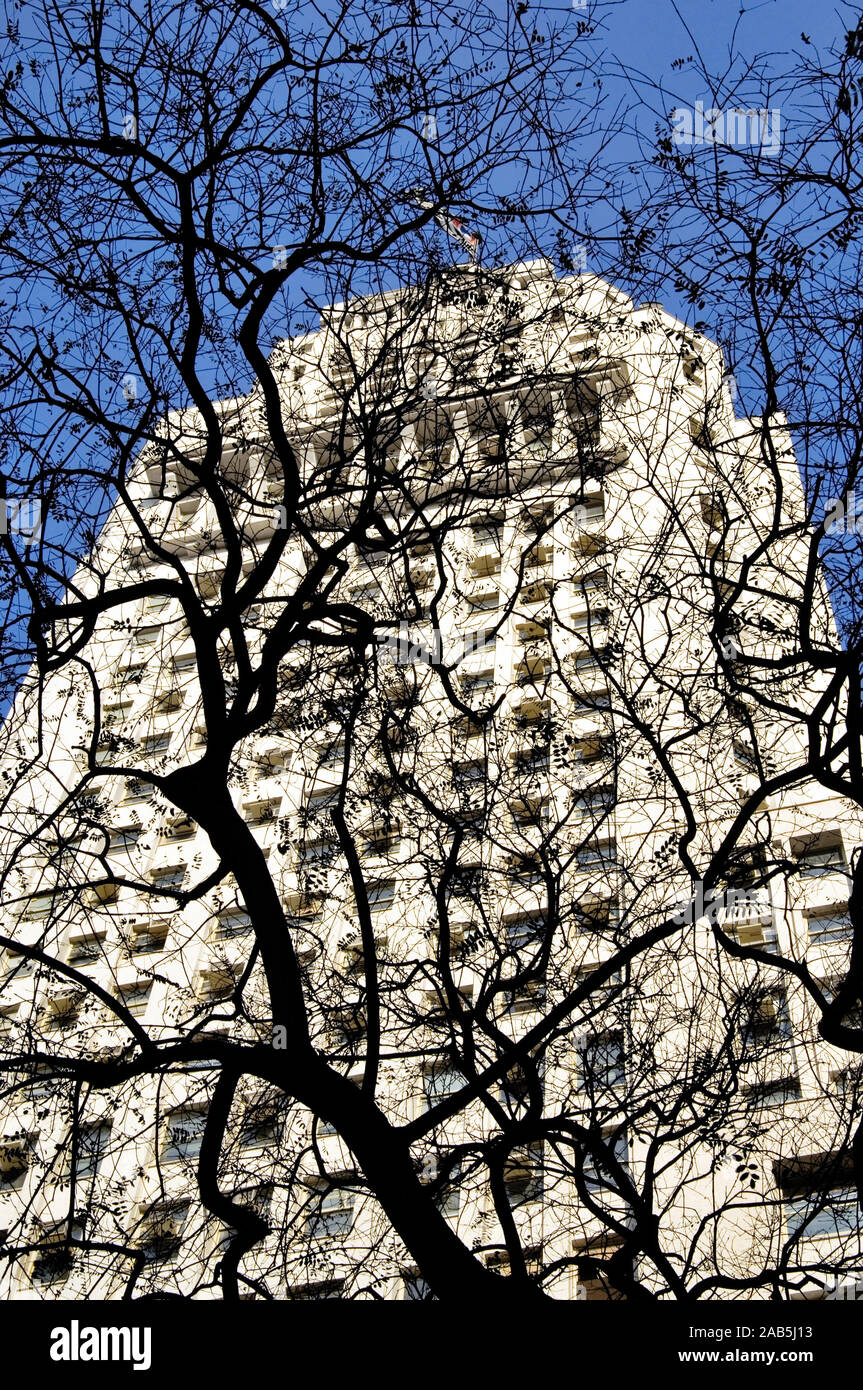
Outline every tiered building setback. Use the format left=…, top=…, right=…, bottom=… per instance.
left=0, top=260, right=860, bottom=1300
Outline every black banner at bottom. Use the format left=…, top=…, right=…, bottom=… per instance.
left=0, top=1297, right=857, bottom=1380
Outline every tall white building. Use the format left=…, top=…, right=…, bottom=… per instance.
left=0, top=260, right=860, bottom=1300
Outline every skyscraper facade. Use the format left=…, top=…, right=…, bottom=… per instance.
left=1, top=260, right=860, bottom=1300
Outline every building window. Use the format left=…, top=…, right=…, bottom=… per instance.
left=471, top=519, right=504, bottom=549
left=723, top=845, right=768, bottom=891
left=215, top=910, right=252, bottom=940
left=789, top=1195, right=856, bottom=1239
left=511, top=795, right=550, bottom=829
left=363, top=819, right=401, bottom=857
left=161, top=1108, right=206, bottom=1163
left=515, top=655, right=549, bottom=688
left=484, top=1247, right=542, bottom=1279
left=781, top=1154, right=860, bottom=1242
left=298, top=832, right=338, bottom=867
left=145, top=594, right=172, bottom=615
left=109, top=826, right=142, bottom=854
left=577, top=839, right=616, bottom=873
left=154, top=687, right=184, bottom=713
left=287, top=1278, right=345, bottom=1300
left=239, top=1096, right=282, bottom=1150
left=522, top=565, right=555, bottom=602
left=231, top=1181, right=274, bottom=1223
left=506, top=852, right=544, bottom=886
left=116, top=982, right=152, bottom=1018
left=573, top=732, right=612, bottom=765
left=513, top=746, right=550, bottom=776
left=574, top=894, right=617, bottom=935
left=807, top=907, right=852, bottom=944
left=244, top=798, right=280, bottom=828
left=66, top=932, right=104, bottom=966
left=140, top=732, right=171, bottom=757
left=579, top=1032, right=625, bottom=1093
left=741, top=988, right=791, bottom=1048
left=467, top=589, right=499, bottom=613
left=149, top=865, right=186, bottom=891
left=499, top=1064, right=533, bottom=1113
left=42, top=988, right=84, bottom=1031
left=581, top=1131, right=628, bottom=1198
left=307, top=1180, right=356, bottom=1238
left=0, top=1134, right=33, bottom=1189
left=3, top=945, right=37, bottom=979
left=732, top=738, right=758, bottom=771
left=0, top=1003, right=20, bottom=1039
left=171, top=653, right=197, bottom=679
left=30, top=1224, right=83, bottom=1285
left=402, top=1269, right=436, bottom=1300
left=136, top=1201, right=189, bottom=1262
left=503, top=913, right=547, bottom=1012
left=23, top=891, right=55, bottom=920
left=506, top=977, right=546, bottom=1014
left=572, top=785, right=614, bottom=817
left=573, top=1234, right=627, bottom=1300
left=743, top=1077, right=801, bottom=1108
left=197, top=963, right=235, bottom=1004
left=728, top=917, right=778, bottom=950
left=447, top=860, right=483, bottom=900
left=830, top=1064, right=863, bottom=1093
left=69, top=1122, right=112, bottom=1183
left=331, top=998, right=367, bottom=1040
left=122, top=777, right=154, bottom=803
left=453, top=757, right=486, bottom=791
left=503, top=1145, right=543, bottom=1203
left=423, top=1065, right=462, bottom=1110
left=794, top=836, right=847, bottom=878
left=573, top=686, right=611, bottom=713
left=103, top=701, right=133, bottom=728
left=161, top=816, right=196, bottom=843
left=83, top=879, right=121, bottom=906
left=367, top=879, right=395, bottom=914
left=318, top=738, right=345, bottom=770
left=118, top=663, right=146, bottom=687
left=129, top=919, right=170, bottom=955
left=505, top=912, right=546, bottom=954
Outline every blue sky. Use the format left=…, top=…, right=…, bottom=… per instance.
left=606, top=0, right=839, bottom=70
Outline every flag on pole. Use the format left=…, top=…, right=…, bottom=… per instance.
left=437, top=212, right=481, bottom=261
left=409, top=190, right=481, bottom=264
